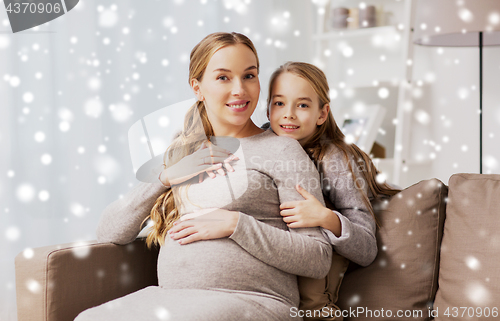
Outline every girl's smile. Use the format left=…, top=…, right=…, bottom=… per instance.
left=279, top=123, right=300, bottom=132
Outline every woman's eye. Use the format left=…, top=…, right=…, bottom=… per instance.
left=217, top=76, right=228, bottom=81
left=298, top=103, right=309, bottom=108
left=245, top=74, right=256, bottom=79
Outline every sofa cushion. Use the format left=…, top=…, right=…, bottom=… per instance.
left=336, top=178, right=447, bottom=320
left=298, top=251, right=349, bottom=320
left=433, top=174, right=500, bottom=320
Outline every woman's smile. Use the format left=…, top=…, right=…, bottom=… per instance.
left=226, top=100, right=250, bottom=112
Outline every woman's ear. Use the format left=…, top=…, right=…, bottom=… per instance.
left=317, top=103, right=330, bottom=126
left=190, top=78, right=204, bottom=101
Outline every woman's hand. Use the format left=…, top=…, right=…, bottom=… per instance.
left=160, top=141, right=239, bottom=186
left=280, top=184, right=342, bottom=236
left=168, top=208, right=239, bottom=245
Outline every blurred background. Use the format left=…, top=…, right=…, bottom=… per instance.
left=1, top=0, right=499, bottom=319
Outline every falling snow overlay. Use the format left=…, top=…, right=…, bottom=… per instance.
left=1, top=1, right=500, bottom=321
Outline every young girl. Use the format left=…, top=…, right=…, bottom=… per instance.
left=266, top=61, right=400, bottom=267
left=266, top=62, right=401, bottom=319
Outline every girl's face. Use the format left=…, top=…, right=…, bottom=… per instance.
left=269, top=72, right=329, bottom=146
left=191, top=44, right=260, bottom=134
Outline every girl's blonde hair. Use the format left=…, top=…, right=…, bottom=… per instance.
left=142, top=32, right=259, bottom=249
left=267, top=62, right=400, bottom=224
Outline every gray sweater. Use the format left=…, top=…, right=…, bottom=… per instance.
left=318, top=144, right=377, bottom=266
left=259, top=123, right=377, bottom=266
left=260, top=123, right=377, bottom=266
left=96, top=129, right=332, bottom=312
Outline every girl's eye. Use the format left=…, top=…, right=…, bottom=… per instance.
left=217, top=76, right=228, bottom=81
left=274, top=101, right=284, bottom=107
left=298, top=103, right=309, bottom=108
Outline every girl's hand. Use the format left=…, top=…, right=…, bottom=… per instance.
left=280, top=184, right=333, bottom=229
left=168, top=208, right=239, bottom=245
left=161, top=141, right=238, bottom=186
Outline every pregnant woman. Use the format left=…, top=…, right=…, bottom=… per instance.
left=74, top=32, right=332, bottom=321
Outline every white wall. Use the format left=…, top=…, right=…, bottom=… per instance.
left=411, top=45, right=500, bottom=185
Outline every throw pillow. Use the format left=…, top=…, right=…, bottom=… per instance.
left=336, top=178, right=448, bottom=321
left=433, top=173, right=500, bottom=321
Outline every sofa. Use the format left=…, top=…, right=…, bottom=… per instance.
left=15, top=173, right=500, bottom=321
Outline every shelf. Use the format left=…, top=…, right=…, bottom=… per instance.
left=372, top=158, right=433, bottom=166
left=313, top=25, right=398, bottom=41
left=313, top=0, right=431, bottom=187
left=372, top=157, right=394, bottom=164
left=328, top=0, right=402, bottom=4
left=334, top=79, right=401, bottom=89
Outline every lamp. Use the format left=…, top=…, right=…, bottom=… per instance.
left=413, top=0, right=500, bottom=174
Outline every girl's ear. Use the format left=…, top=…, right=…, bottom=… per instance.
left=190, top=78, right=204, bottom=101
left=317, top=103, right=330, bottom=126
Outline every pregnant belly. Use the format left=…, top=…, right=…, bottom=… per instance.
left=157, top=237, right=293, bottom=296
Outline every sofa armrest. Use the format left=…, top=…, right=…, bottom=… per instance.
left=15, top=238, right=159, bottom=321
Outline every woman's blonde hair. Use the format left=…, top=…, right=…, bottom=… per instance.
left=142, top=32, right=259, bottom=249
left=267, top=62, right=400, bottom=224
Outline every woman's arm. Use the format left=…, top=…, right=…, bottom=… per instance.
left=98, top=141, right=238, bottom=244
left=229, top=212, right=331, bottom=279
left=169, top=207, right=332, bottom=279
left=96, top=181, right=168, bottom=244
left=169, top=139, right=332, bottom=278
left=231, top=139, right=332, bottom=278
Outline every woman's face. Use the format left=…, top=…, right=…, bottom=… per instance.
left=269, top=72, right=329, bottom=146
left=191, top=44, right=260, bottom=133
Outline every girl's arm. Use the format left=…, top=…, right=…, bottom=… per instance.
left=96, top=181, right=168, bottom=244
left=278, top=148, right=377, bottom=267
left=320, top=150, right=377, bottom=267
left=280, top=184, right=342, bottom=237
